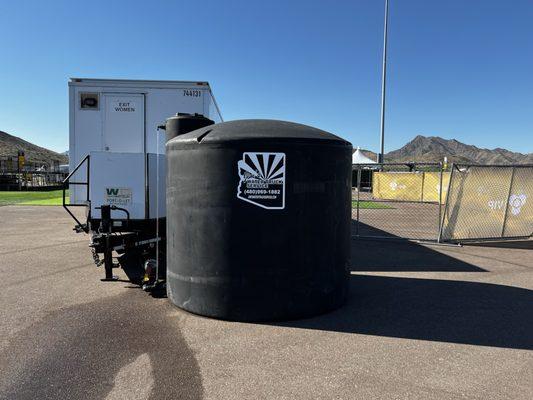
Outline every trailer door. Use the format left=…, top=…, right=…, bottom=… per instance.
left=103, top=93, right=145, bottom=153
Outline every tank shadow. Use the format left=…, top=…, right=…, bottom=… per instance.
left=277, top=223, right=530, bottom=349
left=278, top=274, right=533, bottom=350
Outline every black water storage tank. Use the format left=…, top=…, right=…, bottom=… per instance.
left=166, top=120, right=352, bottom=321
left=162, top=113, right=214, bottom=142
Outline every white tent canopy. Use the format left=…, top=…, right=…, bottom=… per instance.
left=352, top=147, right=377, bottom=164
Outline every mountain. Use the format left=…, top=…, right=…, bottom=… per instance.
left=383, top=135, right=533, bottom=165
left=0, top=130, right=68, bottom=165
left=2, top=129, right=531, bottom=167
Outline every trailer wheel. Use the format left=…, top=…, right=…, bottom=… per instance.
left=117, top=252, right=144, bottom=285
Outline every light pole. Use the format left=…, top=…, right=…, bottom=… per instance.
left=377, top=0, right=389, bottom=163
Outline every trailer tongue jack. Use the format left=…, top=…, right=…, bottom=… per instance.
left=83, top=202, right=165, bottom=285
left=98, top=205, right=118, bottom=281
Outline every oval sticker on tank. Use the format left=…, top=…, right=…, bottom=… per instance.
left=237, top=152, right=285, bottom=210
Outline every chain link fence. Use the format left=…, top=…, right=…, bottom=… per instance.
left=0, top=171, right=67, bottom=190
left=439, top=164, right=533, bottom=242
left=352, top=163, right=448, bottom=242
left=0, top=157, right=67, bottom=190
left=352, top=163, right=532, bottom=244
left=0, top=157, right=64, bottom=173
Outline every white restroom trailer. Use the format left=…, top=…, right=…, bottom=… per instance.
left=65, top=78, right=222, bottom=283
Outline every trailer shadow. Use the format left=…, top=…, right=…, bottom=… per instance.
left=0, top=291, right=203, bottom=400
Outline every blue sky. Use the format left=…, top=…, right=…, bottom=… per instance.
left=0, top=0, right=532, bottom=154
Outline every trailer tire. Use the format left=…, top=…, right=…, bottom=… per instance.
left=117, top=252, right=144, bottom=285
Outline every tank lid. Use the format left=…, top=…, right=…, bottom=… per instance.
left=168, top=112, right=210, bottom=120
left=168, top=119, right=350, bottom=146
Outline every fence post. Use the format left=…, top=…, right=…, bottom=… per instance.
left=438, top=161, right=443, bottom=234
left=501, top=166, right=516, bottom=238
left=437, top=163, right=455, bottom=243
left=355, top=167, right=361, bottom=236
left=420, top=168, right=425, bottom=202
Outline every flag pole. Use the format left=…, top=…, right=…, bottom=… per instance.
left=378, top=0, right=389, bottom=163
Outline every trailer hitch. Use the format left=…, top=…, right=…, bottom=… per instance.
left=90, top=246, right=104, bottom=267
left=74, top=224, right=88, bottom=233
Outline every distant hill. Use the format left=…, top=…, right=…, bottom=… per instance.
left=2, top=129, right=531, bottom=167
left=357, top=135, right=533, bottom=165
left=0, top=130, right=68, bottom=165
left=385, top=135, right=533, bottom=164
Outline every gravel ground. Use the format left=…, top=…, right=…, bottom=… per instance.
left=0, top=206, right=532, bottom=400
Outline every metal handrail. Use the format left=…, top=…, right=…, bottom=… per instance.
left=63, top=155, right=90, bottom=232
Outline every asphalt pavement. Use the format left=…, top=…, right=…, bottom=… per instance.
left=0, top=206, right=531, bottom=399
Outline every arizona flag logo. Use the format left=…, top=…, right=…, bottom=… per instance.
left=237, top=152, right=285, bottom=209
